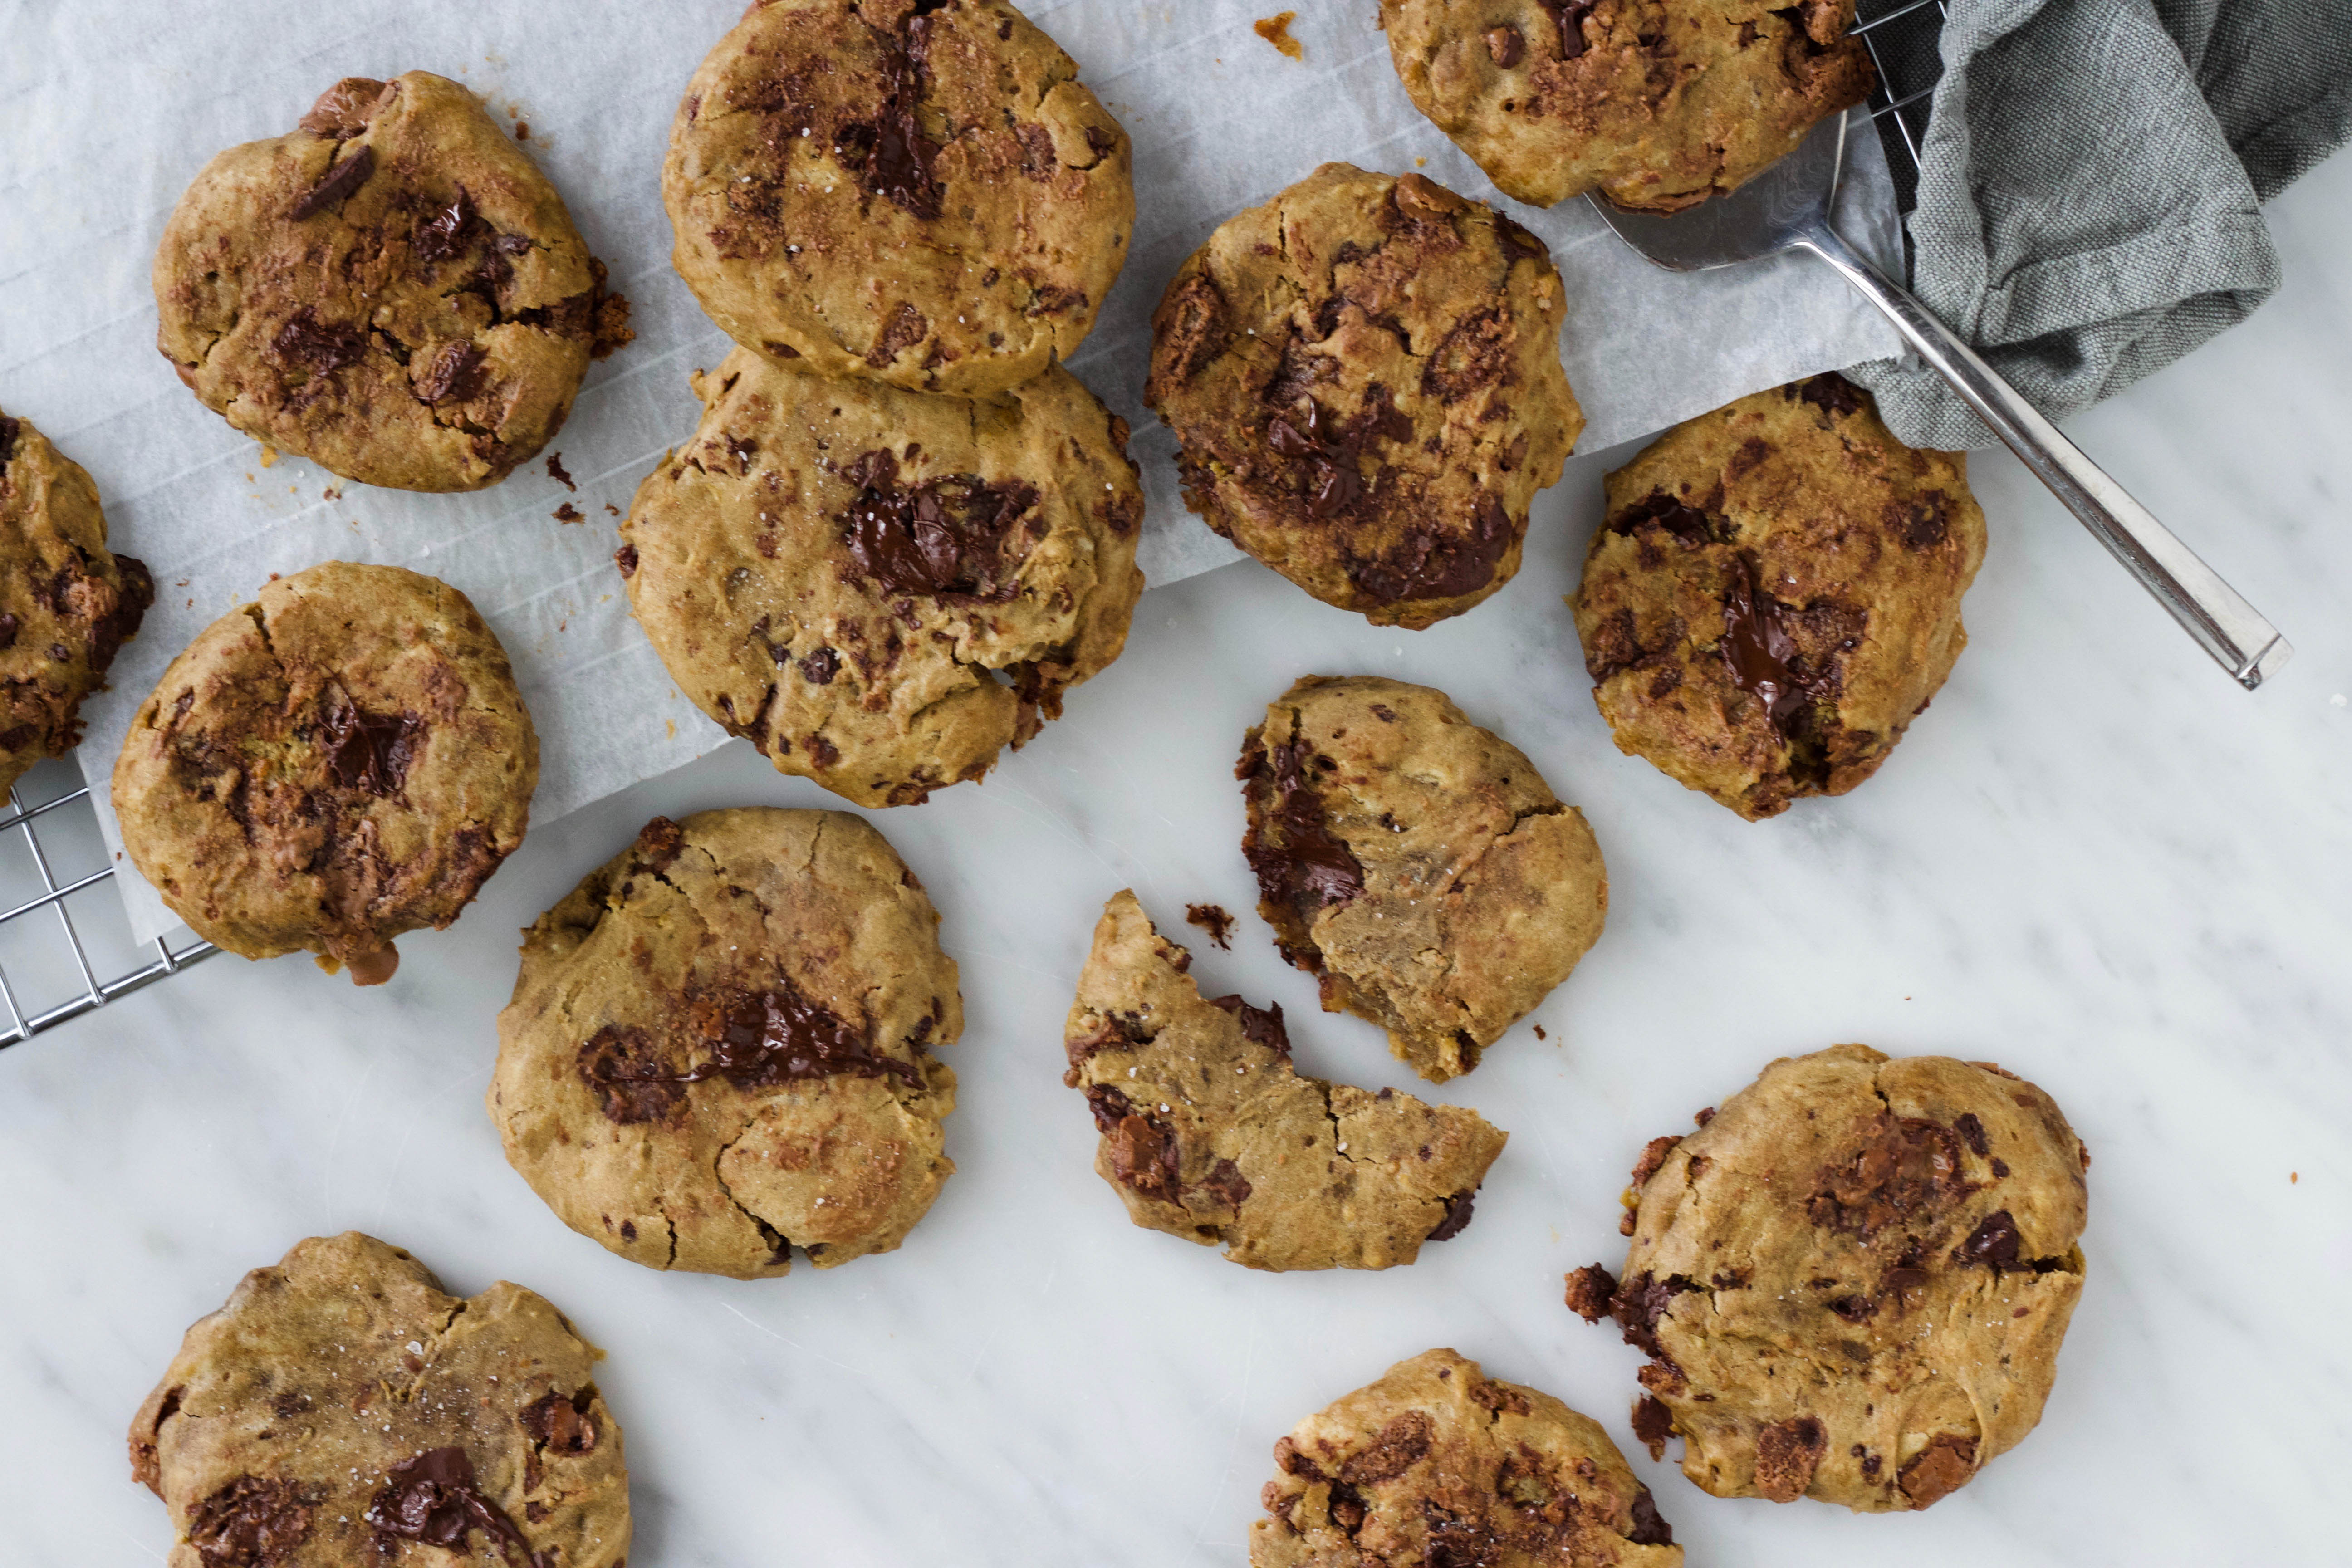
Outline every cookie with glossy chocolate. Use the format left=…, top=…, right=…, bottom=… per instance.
left=1379, top=0, right=1873, bottom=213
left=111, top=562, right=536, bottom=985
left=1241, top=676, right=1606, bottom=1083
left=1145, top=163, right=1580, bottom=628
left=1064, top=891, right=1505, bottom=1272
left=619, top=346, right=1142, bottom=807
left=491, top=809, right=960, bottom=1278
left=128, top=1232, right=628, bottom=1568
left=1566, top=1044, right=2088, bottom=1512
left=0, top=409, right=152, bottom=798
left=155, top=71, right=630, bottom=492
left=1571, top=374, right=1985, bottom=820
left=1253, top=1348, right=1681, bottom=1567
left=665, top=0, right=1132, bottom=396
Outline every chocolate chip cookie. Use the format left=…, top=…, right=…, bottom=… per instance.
left=155, top=71, right=631, bottom=492
left=128, top=1232, right=628, bottom=1568
left=1253, top=1348, right=1681, bottom=1567
left=665, top=0, right=1132, bottom=396
left=491, top=810, right=960, bottom=1278
left=1145, top=164, right=1580, bottom=628
left=1571, top=374, right=1986, bottom=820
left=1064, top=891, right=1506, bottom=1272
left=111, top=562, right=537, bottom=985
left=1240, top=676, right=1607, bottom=1083
left=619, top=347, right=1142, bottom=807
left=1378, top=0, right=1874, bottom=212
left=0, top=410, right=151, bottom=798
left=1565, top=1043, right=2089, bottom=1512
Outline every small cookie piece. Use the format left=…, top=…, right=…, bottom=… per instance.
left=1378, top=0, right=1874, bottom=212
left=1571, top=374, right=1985, bottom=820
left=156, top=71, right=631, bottom=492
left=665, top=0, right=1132, bottom=396
left=1252, top=1348, right=1681, bottom=1567
left=1566, top=1044, right=2089, bottom=1512
left=128, top=1233, right=628, bottom=1568
left=0, top=410, right=152, bottom=797
left=619, top=347, right=1142, bottom=807
left=1240, top=676, right=1606, bottom=1083
left=112, top=563, right=536, bottom=985
left=1064, top=891, right=1506, bottom=1272
left=491, top=809, right=960, bottom=1278
left=1146, top=163, right=1579, bottom=628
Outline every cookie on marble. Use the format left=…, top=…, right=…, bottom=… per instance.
left=1064, top=890, right=1506, bottom=1271
left=112, top=562, right=536, bottom=985
left=618, top=346, right=1142, bottom=807
left=128, top=1232, right=628, bottom=1568
left=1253, top=1348, right=1681, bottom=1567
left=1378, top=0, right=1874, bottom=213
left=155, top=70, right=631, bottom=492
left=1240, top=676, right=1607, bottom=1083
left=665, top=0, right=1132, bottom=396
left=0, top=410, right=152, bottom=798
left=491, top=809, right=960, bottom=1278
left=1145, top=164, right=1580, bottom=629
left=1565, top=1043, right=2088, bottom=1512
left=1571, top=374, right=1985, bottom=821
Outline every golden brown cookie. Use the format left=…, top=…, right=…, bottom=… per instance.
left=1378, top=0, right=1874, bottom=212
left=1145, top=164, right=1580, bottom=628
left=111, top=562, right=537, bottom=985
left=1565, top=1044, right=2089, bottom=1512
left=128, top=1233, right=628, bottom=1568
left=665, top=0, right=1132, bottom=396
left=1240, top=676, right=1606, bottom=1083
left=1571, top=374, right=1986, bottom=820
left=1252, top=1348, right=1681, bottom=1567
left=155, top=71, right=631, bottom=492
left=490, top=810, right=961, bottom=1279
left=618, top=346, right=1142, bottom=807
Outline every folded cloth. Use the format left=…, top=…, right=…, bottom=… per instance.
left=1846, top=0, right=2352, bottom=450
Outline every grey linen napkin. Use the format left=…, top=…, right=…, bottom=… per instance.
left=1845, top=0, right=2352, bottom=451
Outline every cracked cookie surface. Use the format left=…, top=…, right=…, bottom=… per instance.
left=665, top=0, right=1132, bottom=397
left=155, top=70, right=631, bottom=492
left=1571, top=374, right=1985, bottom=821
left=619, top=346, right=1142, bottom=807
left=111, top=562, right=536, bottom=985
left=1252, top=1347, right=1681, bottom=1567
left=491, top=809, right=961, bottom=1279
left=1378, top=0, right=1873, bottom=212
left=1241, top=676, right=1606, bottom=1083
left=1064, top=890, right=1505, bottom=1272
left=1566, top=1043, right=2088, bottom=1512
left=128, top=1232, right=629, bottom=1568
left=1145, top=163, right=1579, bottom=628
left=0, top=409, right=152, bottom=797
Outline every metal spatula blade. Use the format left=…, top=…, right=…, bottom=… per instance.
left=1591, top=109, right=2293, bottom=691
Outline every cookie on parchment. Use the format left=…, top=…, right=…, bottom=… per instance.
left=491, top=809, right=961, bottom=1279
left=128, top=1232, right=628, bottom=1568
left=1565, top=1043, right=2089, bottom=1512
left=1146, top=163, right=1579, bottom=629
left=1252, top=1348, right=1680, bottom=1567
left=112, top=562, right=536, bottom=985
left=1240, top=676, right=1607, bottom=1083
left=1064, top=891, right=1506, bottom=1272
left=155, top=70, right=630, bottom=492
left=1571, top=374, right=1985, bottom=821
left=618, top=346, right=1142, bottom=807
left=665, top=0, right=1132, bottom=396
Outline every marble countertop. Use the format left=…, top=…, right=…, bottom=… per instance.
left=6, top=135, right=2350, bottom=1568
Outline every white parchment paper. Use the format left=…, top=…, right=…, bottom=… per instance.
left=0, top=0, right=1903, bottom=941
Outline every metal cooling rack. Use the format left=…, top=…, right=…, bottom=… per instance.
left=1854, top=0, right=1950, bottom=231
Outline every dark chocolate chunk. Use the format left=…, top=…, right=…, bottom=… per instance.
left=627, top=815, right=686, bottom=875
left=1202, top=1156, right=1253, bottom=1209
left=838, top=449, right=1038, bottom=599
left=1083, top=1083, right=1135, bottom=1133
left=1485, top=23, right=1526, bottom=65
left=1339, top=1411, right=1432, bottom=1485
left=1753, top=1416, right=1828, bottom=1503
left=1807, top=1115, right=1969, bottom=1238
left=1627, top=1485, right=1675, bottom=1546
left=0, top=415, right=18, bottom=465
left=1206, top=993, right=1291, bottom=1055
left=299, top=78, right=389, bottom=139
left=365, top=1446, right=545, bottom=1567
left=613, top=544, right=638, bottom=578
left=1794, top=372, right=1866, bottom=417
left=698, top=981, right=918, bottom=1089
left=289, top=144, right=376, bottom=220
left=187, top=1475, right=316, bottom=1568
left=836, top=16, right=942, bottom=220
left=1240, top=738, right=1366, bottom=933
left=1108, top=1112, right=1181, bottom=1199
left=1896, top=1432, right=1977, bottom=1509
left=1347, top=490, right=1513, bottom=605
left=520, top=1390, right=598, bottom=1455
left=92, top=555, right=154, bottom=673
left=1631, top=1394, right=1676, bottom=1459
left=318, top=700, right=420, bottom=796
left=416, top=341, right=486, bottom=404
left=1608, top=488, right=1720, bottom=548
left=797, top=646, right=841, bottom=684
left=1720, top=549, right=1832, bottom=733
left=413, top=188, right=481, bottom=263
left=1953, top=1209, right=2023, bottom=1270
left=1424, top=1188, right=1477, bottom=1241
left=272, top=310, right=368, bottom=374
left=0, top=613, right=17, bottom=651
left=1952, top=1111, right=1989, bottom=1157
left=578, top=1024, right=683, bottom=1125
left=1538, top=0, right=1600, bottom=57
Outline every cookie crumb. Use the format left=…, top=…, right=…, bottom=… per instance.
left=1254, top=11, right=1303, bottom=58
left=1185, top=902, right=1235, bottom=949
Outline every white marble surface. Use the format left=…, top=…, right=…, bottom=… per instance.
left=6, top=114, right=2352, bottom=1568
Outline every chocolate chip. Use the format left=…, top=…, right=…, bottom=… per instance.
left=289, top=143, right=375, bottom=220
left=1538, top=0, right=1599, bottom=58
left=797, top=646, right=841, bottom=684
left=1347, top=490, right=1514, bottom=605
left=1953, top=1112, right=1989, bottom=1156
left=1108, top=1113, right=1181, bottom=1200
left=1202, top=1157, right=1253, bottom=1209
left=1485, top=23, right=1525, bottom=65
left=1953, top=1209, right=2023, bottom=1270
left=1721, top=549, right=1832, bottom=735
left=629, top=815, right=686, bottom=875
left=298, top=77, right=389, bottom=139
left=836, top=20, right=942, bottom=220
left=272, top=309, right=368, bottom=374
left=1339, top=1411, right=1431, bottom=1484
left=1808, top=1115, right=1970, bottom=1238
left=0, top=415, right=18, bottom=466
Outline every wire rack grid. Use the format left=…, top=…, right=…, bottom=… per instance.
left=1854, top=0, right=1950, bottom=228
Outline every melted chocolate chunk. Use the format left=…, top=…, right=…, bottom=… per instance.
left=1206, top=993, right=1290, bottom=1055
left=1240, top=739, right=1367, bottom=936
left=1609, top=489, right=1720, bottom=548
left=1953, top=1112, right=1989, bottom=1157
left=1538, top=0, right=1600, bottom=55
left=1083, top=1083, right=1135, bottom=1133
left=838, top=449, right=1039, bottom=599
left=797, top=646, right=841, bottom=684
left=416, top=341, right=486, bottom=404
left=1348, top=491, right=1513, bottom=605
left=289, top=144, right=376, bottom=220
left=1627, top=1485, right=1675, bottom=1546
left=837, top=16, right=943, bottom=220
left=319, top=700, right=420, bottom=796
left=1262, top=390, right=1413, bottom=521
left=272, top=310, right=368, bottom=374
left=520, top=1389, right=598, bottom=1455
left=697, top=982, right=919, bottom=1090
left=93, top=555, right=154, bottom=672
left=1794, top=372, right=1866, bottom=417
left=1721, top=550, right=1828, bottom=732
left=1953, top=1209, right=2023, bottom=1270
left=1202, top=1156, right=1253, bottom=1209
left=578, top=1024, right=685, bottom=1125
left=413, top=188, right=482, bottom=263
left=1107, top=1112, right=1181, bottom=1199
left=366, top=1447, right=546, bottom=1568
left=299, top=78, right=388, bottom=139
left=187, top=1475, right=316, bottom=1568
left=1808, top=1116, right=1969, bottom=1238
left=1425, top=1188, right=1477, bottom=1241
